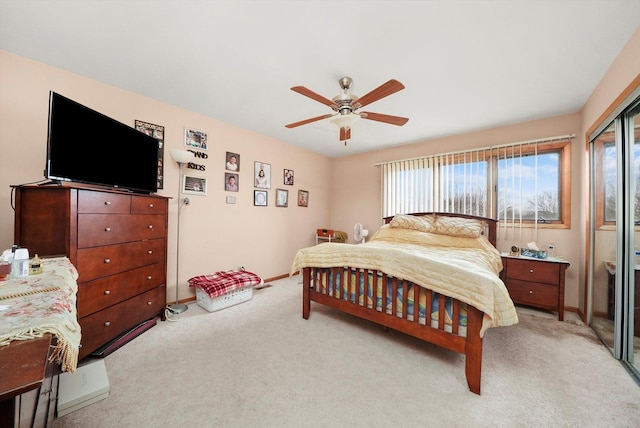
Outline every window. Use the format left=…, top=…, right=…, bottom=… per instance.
left=496, top=144, right=564, bottom=223
left=380, top=138, right=571, bottom=228
left=594, top=122, right=640, bottom=227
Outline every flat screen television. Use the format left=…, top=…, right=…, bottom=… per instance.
left=45, top=91, right=159, bottom=194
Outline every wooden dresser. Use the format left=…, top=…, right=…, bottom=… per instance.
left=500, top=255, right=570, bottom=321
left=14, top=185, right=168, bottom=359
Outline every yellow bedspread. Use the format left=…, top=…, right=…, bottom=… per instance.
left=291, top=225, right=518, bottom=336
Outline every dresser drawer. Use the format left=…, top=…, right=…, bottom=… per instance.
left=76, top=238, right=166, bottom=282
left=78, top=286, right=165, bottom=359
left=505, top=258, right=560, bottom=285
left=78, top=190, right=131, bottom=214
left=131, top=196, right=167, bottom=214
left=77, top=214, right=166, bottom=248
left=77, top=262, right=166, bottom=317
left=505, top=279, right=559, bottom=309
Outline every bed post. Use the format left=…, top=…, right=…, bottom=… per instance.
left=302, top=267, right=311, bottom=320
left=465, top=306, right=483, bottom=394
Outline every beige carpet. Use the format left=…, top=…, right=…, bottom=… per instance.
left=53, top=276, right=640, bottom=427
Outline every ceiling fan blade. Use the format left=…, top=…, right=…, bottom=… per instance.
left=291, top=86, right=338, bottom=109
left=285, top=113, right=335, bottom=128
left=339, top=127, right=352, bottom=141
left=360, top=111, right=409, bottom=126
left=352, top=79, right=405, bottom=109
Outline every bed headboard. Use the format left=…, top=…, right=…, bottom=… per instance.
left=383, top=212, right=498, bottom=247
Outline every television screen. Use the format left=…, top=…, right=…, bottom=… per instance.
left=45, top=92, right=159, bottom=194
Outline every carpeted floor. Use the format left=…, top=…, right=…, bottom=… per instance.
left=53, top=275, right=640, bottom=427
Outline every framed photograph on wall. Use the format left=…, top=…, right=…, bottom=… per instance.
left=135, top=120, right=164, bottom=189
left=185, top=127, right=208, bottom=150
left=226, top=152, right=240, bottom=172
left=183, top=175, right=207, bottom=195
left=284, top=169, right=294, bottom=185
left=276, top=188, right=288, bottom=207
left=224, top=173, right=239, bottom=192
left=254, top=162, right=271, bottom=189
left=298, top=190, right=309, bottom=207
left=254, top=190, right=268, bottom=206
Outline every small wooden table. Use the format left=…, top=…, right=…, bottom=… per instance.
left=501, top=255, right=570, bottom=321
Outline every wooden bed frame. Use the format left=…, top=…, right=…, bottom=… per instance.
left=302, top=212, right=498, bottom=395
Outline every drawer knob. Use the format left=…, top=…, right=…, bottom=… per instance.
left=104, top=321, right=111, bottom=327
left=529, top=269, right=534, bottom=273
left=148, top=203, right=154, bottom=208
left=147, top=250, right=153, bottom=255
left=148, top=225, right=153, bottom=229
left=147, top=301, right=152, bottom=306
left=104, top=201, right=111, bottom=206
left=147, top=275, right=152, bottom=280
left=104, top=290, right=110, bottom=295
left=105, top=227, right=111, bottom=232
left=104, top=258, right=111, bottom=264
left=529, top=290, right=533, bottom=294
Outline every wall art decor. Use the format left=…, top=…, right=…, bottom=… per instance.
left=135, top=120, right=165, bottom=189
left=226, top=152, right=240, bottom=172
left=284, top=169, right=294, bottom=185
left=184, top=127, right=208, bottom=150
left=276, top=188, right=288, bottom=207
left=254, top=162, right=271, bottom=189
left=254, top=190, right=268, bottom=206
left=226, top=196, right=236, bottom=204
left=225, top=173, right=239, bottom=192
left=298, top=190, right=309, bottom=207
left=183, top=175, right=207, bottom=195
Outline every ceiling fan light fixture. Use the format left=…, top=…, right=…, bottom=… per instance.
left=330, top=113, right=360, bottom=129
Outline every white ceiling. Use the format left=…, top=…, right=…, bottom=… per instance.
left=1, top=1, right=639, bottom=158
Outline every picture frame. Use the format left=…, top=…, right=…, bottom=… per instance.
left=135, top=120, right=164, bottom=189
left=224, top=173, right=239, bottom=192
left=284, top=169, right=294, bottom=185
left=254, top=190, right=268, bottom=206
left=183, top=175, right=207, bottom=195
left=184, top=127, right=208, bottom=150
left=298, top=190, right=309, bottom=207
left=276, top=188, right=288, bottom=207
left=226, top=151, right=240, bottom=172
left=254, top=161, right=271, bottom=189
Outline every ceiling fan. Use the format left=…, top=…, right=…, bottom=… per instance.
left=285, top=76, right=409, bottom=143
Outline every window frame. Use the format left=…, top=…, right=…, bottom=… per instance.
left=493, top=140, right=570, bottom=227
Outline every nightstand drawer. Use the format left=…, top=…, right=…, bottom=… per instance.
left=505, top=279, right=559, bottom=309
left=505, top=258, right=560, bottom=285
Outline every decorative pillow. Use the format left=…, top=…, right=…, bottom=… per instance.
left=432, top=215, right=484, bottom=238
left=388, top=214, right=435, bottom=233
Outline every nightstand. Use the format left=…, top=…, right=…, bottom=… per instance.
left=500, top=255, right=570, bottom=321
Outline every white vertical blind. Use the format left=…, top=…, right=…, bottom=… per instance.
left=377, top=134, right=573, bottom=235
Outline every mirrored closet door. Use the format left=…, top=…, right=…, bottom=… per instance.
left=589, top=94, right=640, bottom=378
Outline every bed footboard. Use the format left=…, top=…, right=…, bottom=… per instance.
left=302, top=266, right=483, bottom=394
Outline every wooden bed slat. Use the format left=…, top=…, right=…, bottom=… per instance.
left=452, top=300, right=460, bottom=335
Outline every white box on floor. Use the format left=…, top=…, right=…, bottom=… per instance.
left=57, top=359, right=110, bottom=417
left=196, top=285, right=253, bottom=312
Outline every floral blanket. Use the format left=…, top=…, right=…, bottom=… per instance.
left=0, top=257, right=81, bottom=373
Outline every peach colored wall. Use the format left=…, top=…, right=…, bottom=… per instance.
left=0, top=50, right=331, bottom=303
left=330, top=113, right=583, bottom=309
